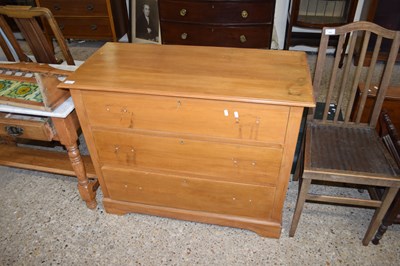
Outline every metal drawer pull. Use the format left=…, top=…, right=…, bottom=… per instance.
left=53, top=4, right=61, bottom=11
left=180, top=8, right=187, bottom=16
left=241, top=10, right=248, bottom=18
left=87, top=4, right=94, bottom=11
left=240, top=35, right=247, bottom=43
left=59, top=23, right=65, bottom=30
left=181, top=32, right=188, bottom=40
left=5, top=126, right=24, bottom=137
left=90, top=24, right=98, bottom=31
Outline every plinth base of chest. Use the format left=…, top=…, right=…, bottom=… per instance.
left=102, top=197, right=282, bottom=238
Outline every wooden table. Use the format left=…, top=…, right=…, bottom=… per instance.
left=0, top=98, right=98, bottom=209
left=0, top=63, right=98, bottom=209
left=60, top=43, right=315, bottom=237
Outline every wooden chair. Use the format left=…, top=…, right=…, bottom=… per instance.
left=371, top=110, right=400, bottom=244
left=289, top=21, right=400, bottom=246
left=0, top=5, right=74, bottom=65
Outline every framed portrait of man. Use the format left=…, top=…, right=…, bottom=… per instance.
left=132, top=0, right=161, bottom=44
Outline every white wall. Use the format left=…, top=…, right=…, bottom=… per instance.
left=272, top=0, right=290, bottom=49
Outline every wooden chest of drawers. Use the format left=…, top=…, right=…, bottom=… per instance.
left=35, top=0, right=129, bottom=41
left=159, top=0, right=276, bottom=48
left=351, top=84, right=400, bottom=131
left=60, top=43, right=314, bottom=237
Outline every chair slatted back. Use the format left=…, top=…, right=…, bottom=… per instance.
left=0, top=5, right=74, bottom=65
left=0, top=15, right=31, bottom=62
left=313, top=21, right=400, bottom=128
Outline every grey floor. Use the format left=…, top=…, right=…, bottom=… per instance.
left=0, top=41, right=399, bottom=265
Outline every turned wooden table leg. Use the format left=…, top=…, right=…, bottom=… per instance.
left=64, top=143, right=97, bottom=209
left=52, top=111, right=97, bottom=209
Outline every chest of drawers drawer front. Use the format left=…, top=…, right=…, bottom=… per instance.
left=102, top=167, right=276, bottom=219
left=53, top=18, right=112, bottom=38
left=38, top=0, right=109, bottom=16
left=161, top=22, right=271, bottom=47
left=93, top=130, right=283, bottom=186
left=159, top=0, right=274, bottom=24
left=82, top=92, right=288, bottom=144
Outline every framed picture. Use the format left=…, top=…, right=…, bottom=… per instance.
left=132, top=0, right=161, bottom=44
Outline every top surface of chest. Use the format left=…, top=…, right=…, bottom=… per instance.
left=60, top=43, right=314, bottom=107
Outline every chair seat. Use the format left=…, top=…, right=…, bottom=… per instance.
left=308, top=123, right=399, bottom=177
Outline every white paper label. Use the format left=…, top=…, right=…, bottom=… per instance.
left=325, top=29, right=336, bottom=35
left=64, top=80, right=75, bottom=84
left=224, top=109, right=229, bottom=116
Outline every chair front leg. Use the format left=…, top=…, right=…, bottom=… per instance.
left=289, top=177, right=312, bottom=237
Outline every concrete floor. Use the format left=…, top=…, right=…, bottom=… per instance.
left=0, top=40, right=399, bottom=265
left=1, top=166, right=399, bottom=265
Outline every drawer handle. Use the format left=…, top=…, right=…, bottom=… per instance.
left=241, top=10, right=248, bottom=19
left=181, top=32, right=188, bottom=40
left=87, top=4, right=94, bottom=11
left=240, top=35, right=247, bottom=43
left=180, top=8, right=187, bottom=16
left=59, top=23, right=65, bottom=30
left=5, top=126, right=24, bottom=137
left=53, top=4, right=61, bottom=11
left=90, top=24, right=98, bottom=31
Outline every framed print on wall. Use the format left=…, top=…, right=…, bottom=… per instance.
left=132, top=0, right=161, bottom=44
